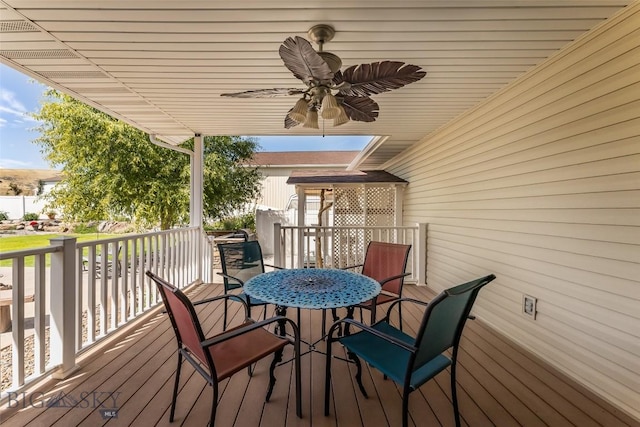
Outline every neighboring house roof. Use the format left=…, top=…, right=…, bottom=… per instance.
left=287, top=170, right=407, bottom=185
left=252, top=151, right=359, bottom=167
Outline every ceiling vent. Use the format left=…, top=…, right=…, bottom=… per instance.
left=38, top=71, right=107, bottom=79
left=0, top=20, right=38, bottom=32
left=0, top=49, right=78, bottom=59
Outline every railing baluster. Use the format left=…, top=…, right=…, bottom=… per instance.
left=35, top=254, right=46, bottom=375
left=87, top=247, right=96, bottom=344
left=121, top=241, right=129, bottom=324
left=75, top=250, right=83, bottom=351
left=11, top=257, right=25, bottom=388
left=99, top=242, right=108, bottom=336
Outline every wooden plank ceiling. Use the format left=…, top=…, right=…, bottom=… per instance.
left=0, top=1, right=632, bottom=169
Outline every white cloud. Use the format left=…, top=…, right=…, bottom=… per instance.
left=0, top=157, right=34, bottom=168
left=0, top=117, right=6, bottom=127
left=0, top=88, right=27, bottom=113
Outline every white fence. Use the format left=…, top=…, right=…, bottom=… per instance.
left=0, top=227, right=212, bottom=395
left=273, top=223, right=426, bottom=284
left=0, top=196, right=49, bottom=220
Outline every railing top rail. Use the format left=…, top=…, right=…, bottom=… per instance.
left=0, top=245, right=62, bottom=260
left=75, top=226, right=200, bottom=249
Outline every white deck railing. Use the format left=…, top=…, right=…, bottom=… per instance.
left=1, top=223, right=425, bottom=398
left=0, top=227, right=212, bottom=396
left=273, top=223, right=426, bottom=283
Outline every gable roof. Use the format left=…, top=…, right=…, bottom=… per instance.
left=252, top=151, right=359, bottom=167
left=287, top=170, right=407, bottom=185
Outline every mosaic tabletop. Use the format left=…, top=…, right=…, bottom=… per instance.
left=243, top=268, right=381, bottom=310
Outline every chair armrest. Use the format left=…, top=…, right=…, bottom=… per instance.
left=326, top=318, right=416, bottom=353
left=263, top=263, right=284, bottom=270
left=216, top=272, right=245, bottom=286
left=384, top=297, right=429, bottom=321
left=340, top=263, right=363, bottom=271
left=192, top=293, right=250, bottom=318
left=378, top=272, right=411, bottom=286
left=200, top=315, right=299, bottom=348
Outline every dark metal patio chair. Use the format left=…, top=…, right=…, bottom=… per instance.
left=147, top=271, right=301, bottom=427
left=325, top=274, right=496, bottom=427
left=217, top=240, right=271, bottom=330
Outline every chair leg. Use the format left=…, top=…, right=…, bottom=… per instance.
left=223, top=298, right=228, bottom=331
left=402, top=389, right=410, bottom=427
left=398, top=303, right=403, bottom=332
left=331, top=308, right=343, bottom=336
left=324, top=335, right=333, bottom=415
left=451, top=361, right=461, bottom=427
left=347, top=351, right=368, bottom=398
left=170, top=351, right=183, bottom=422
left=210, top=382, right=219, bottom=427
left=266, top=348, right=284, bottom=401
left=321, top=309, right=326, bottom=337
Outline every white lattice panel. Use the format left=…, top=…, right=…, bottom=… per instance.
left=332, top=186, right=398, bottom=267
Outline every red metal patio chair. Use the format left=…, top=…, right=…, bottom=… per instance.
left=146, top=271, right=301, bottom=426
left=325, top=241, right=412, bottom=335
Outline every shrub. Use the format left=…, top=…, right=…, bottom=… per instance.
left=0, top=211, right=8, bottom=221
left=72, top=223, right=99, bottom=234
left=23, top=212, right=39, bottom=221
left=211, top=212, right=255, bottom=231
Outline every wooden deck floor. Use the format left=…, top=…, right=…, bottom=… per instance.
left=1, top=283, right=636, bottom=427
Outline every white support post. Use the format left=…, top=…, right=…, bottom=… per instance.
left=296, top=187, right=306, bottom=268
left=50, top=236, right=80, bottom=379
left=395, top=185, right=404, bottom=226
left=417, top=223, right=428, bottom=286
left=273, top=222, right=282, bottom=267
left=192, top=134, right=204, bottom=280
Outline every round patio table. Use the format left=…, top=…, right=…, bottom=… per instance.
left=244, top=268, right=380, bottom=311
left=244, top=268, right=380, bottom=350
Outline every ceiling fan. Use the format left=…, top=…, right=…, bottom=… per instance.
left=221, top=25, right=426, bottom=129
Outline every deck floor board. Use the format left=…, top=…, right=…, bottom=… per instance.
left=1, top=283, right=636, bottom=427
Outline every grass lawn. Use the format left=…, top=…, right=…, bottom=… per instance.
left=0, top=233, right=121, bottom=267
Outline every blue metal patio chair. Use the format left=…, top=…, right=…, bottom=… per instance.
left=217, top=240, right=296, bottom=331
left=324, top=274, right=496, bottom=427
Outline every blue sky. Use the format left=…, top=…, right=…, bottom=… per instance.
left=0, top=64, right=370, bottom=170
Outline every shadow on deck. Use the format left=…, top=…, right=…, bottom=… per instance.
left=0, top=283, right=635, bottom=427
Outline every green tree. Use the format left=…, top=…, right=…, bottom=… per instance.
left=33, top=90, right=261, bottom=229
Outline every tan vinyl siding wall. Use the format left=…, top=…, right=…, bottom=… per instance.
left=386, top=3, right=640, bottom=421
left=257, top=169, right=295, bottom=210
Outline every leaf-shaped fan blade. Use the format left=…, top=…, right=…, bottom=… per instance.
left=338, top=61, right=426, bottom=97
left=340, top=96, right=379, bottom=122
left=284, top=109, right=301, bottom=129
left=221, top=88, right=305, bottom=98
left=279, top=36, right=334, bottom=83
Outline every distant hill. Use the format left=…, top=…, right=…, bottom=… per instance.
left=0, top=168, right=61, bottom=196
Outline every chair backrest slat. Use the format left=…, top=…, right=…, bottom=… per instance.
left=413, top=274, right=496, bottom=368
left=217, top=241, right=265, bottom=291
left=361, top=241, right=411, bottom=295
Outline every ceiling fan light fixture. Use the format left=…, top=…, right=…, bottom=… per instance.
left=290, top=97, right=309, bottom=123
left=320, top=93, right=341, bottom=119
left=303, top=108, right=319, bottom=129
left=333, top=105, right=349, bottom=126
